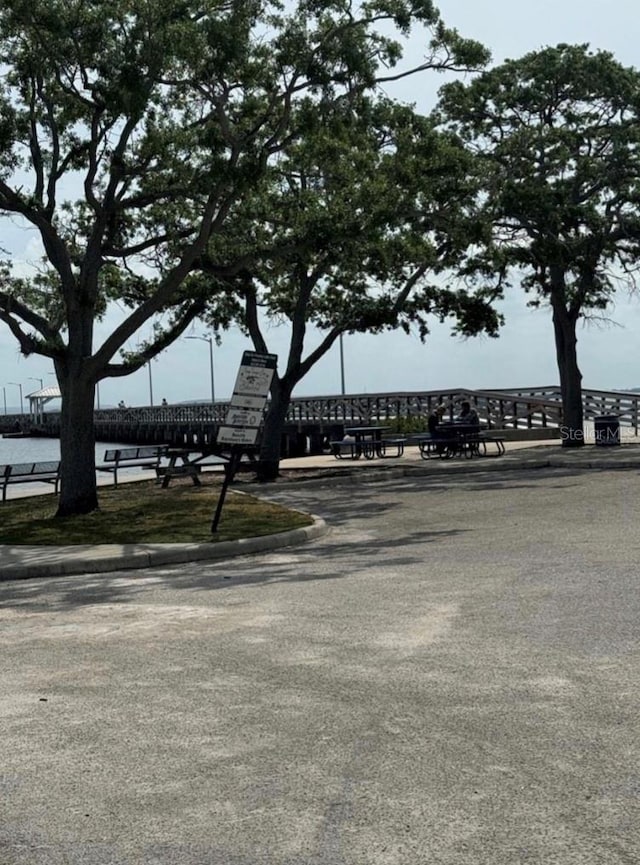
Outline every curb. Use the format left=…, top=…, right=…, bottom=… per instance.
left=0, top=515, right=328, bottom=582
left=244, top=454, right=640, bottom=491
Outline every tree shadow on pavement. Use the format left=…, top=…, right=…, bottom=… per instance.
left=0, top=524, right=469, bottom=613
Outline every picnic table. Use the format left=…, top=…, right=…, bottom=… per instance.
left=157, top=448, right=228, bottom=488
left=345, top=426, right=389, bottom=459
left=330, top=426, right=406, bottom=460
left=417, top=423, right=505, bottom=459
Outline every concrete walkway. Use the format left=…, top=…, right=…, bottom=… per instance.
left=2, top=438, right=640, bottom=581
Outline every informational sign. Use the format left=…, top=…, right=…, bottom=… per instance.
left=216, top=425, right=260, bottom=446
left=216, top=351, right=277, bottom=446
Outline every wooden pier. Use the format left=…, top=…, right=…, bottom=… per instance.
left=1, top=386, right=638, bottom=454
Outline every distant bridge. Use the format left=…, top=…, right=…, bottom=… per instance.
left=1, top=386, right=638, bottom=455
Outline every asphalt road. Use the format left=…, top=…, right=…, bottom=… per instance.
left=2, top=466, right=640, bottom=864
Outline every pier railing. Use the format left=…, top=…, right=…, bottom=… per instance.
left=2, top=386, right=639, bottom=443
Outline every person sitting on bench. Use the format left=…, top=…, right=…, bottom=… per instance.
left=456, top=400, right=479, bottom=426
left=428, top=403, right=447, bottom=435
left=428, top=403, right=449, bottom=455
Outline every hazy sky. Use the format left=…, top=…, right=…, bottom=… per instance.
left=2, top=0, right=640, bottom=410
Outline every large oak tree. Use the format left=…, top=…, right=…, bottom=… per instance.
left=202, top=96, right=500, bottom=479
left=436, top=44, right=640, bottom=445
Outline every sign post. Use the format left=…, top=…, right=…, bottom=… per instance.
left=211, top=351, right=277, bottom=533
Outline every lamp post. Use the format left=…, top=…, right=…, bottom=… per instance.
left=186, top=334, right=215, bottom=403
left=2, top=386, right=6, bottom=414
left=8, top=382, right=24, bottom=414
left=339, top=333, right=346, bottom=395
left=137, top=343, right=154, bottom=406
left=28, top=376, right=44, bottom=392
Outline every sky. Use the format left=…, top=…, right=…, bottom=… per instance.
left=2, top=0, right=640, bottom=411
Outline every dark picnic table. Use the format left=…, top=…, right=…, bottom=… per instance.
left=330, top=426, right=391, bottom=460
left=417, top=423, right=505, bottom=459
left=158, top=448, right=229, bottom=488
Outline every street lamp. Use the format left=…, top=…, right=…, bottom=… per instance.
left=186, top=334, right=215, bottom=403
left=339, top=333, right=346, bottom=395
left=2, top=386, right=6, bottom=414
left=136, top=343, right=154, bottom=406
left=8, top=382, right=24, bottom=414
left=28, top=376, right=44, bottom=390
left=147, top=361, right=154, bottom=407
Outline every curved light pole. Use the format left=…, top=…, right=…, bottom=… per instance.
left=8, top=382, right=24, bottom=414
left=186, top=334, right=215, bottom=403
left=2, top=386, right=6, bottom=414
left=28, top=376, right=44, bottom=390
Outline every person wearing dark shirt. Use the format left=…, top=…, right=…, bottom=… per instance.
left=427, top=403, right=450, bottom=455
left=456, top=400, right=479, bottom=426
left=428, top=403, right=447, bottom=435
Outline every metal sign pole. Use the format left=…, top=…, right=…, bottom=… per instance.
left=211, top=449, right=242, bottom=534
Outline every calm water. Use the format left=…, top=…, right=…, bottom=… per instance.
left=0, top=437, right=147, bottom=500
left=0, top=437, right=128, bottom=466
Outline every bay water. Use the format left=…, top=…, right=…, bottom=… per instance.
left=0, top=437, right=127, bottom=466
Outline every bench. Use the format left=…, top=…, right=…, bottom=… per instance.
left=96, top=446, right=167, bottom=487
left=330, top=439, right=360, bottom=459
left=0, top=461, right=61, bottom=502
left=379, top=437, right=406, bottom=457
left=414, top=434, right=457, bottom=459
left=468, top=434, right=506, bottom=457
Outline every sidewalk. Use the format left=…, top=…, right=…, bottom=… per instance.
left=2, top=438, right=640, bottom=581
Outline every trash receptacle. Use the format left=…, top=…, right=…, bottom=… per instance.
left=594, top=414, right=620, bottom=446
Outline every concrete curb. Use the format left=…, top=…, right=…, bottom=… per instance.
left=0, top=515, right=328, bottom=582
left=245, top=453, right=640, bottom=491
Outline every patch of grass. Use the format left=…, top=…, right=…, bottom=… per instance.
left=0, top=477, right=312, bottom=545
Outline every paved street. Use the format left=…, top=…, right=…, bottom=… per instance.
left=2, top=466, right=640, bottom=864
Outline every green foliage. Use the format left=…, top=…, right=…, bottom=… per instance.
left=201, top=94, right=501, bottom=391
left=435, top=43, right=640, bottom=437
left=387, top=416, right=428, bottom=434
left=0, top=0, right=490, bottom=376
left=436, top=44, right=640, bottom=314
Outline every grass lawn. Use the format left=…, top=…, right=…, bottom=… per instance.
left=0, top=476, right=312, bottom=545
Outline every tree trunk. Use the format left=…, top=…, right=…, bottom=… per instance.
left=257, top=381, right=292, bottom=482
left=56, top=373, right=99, bottom=515
left=551, top=301, right=584, bottom=448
